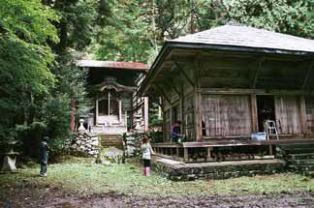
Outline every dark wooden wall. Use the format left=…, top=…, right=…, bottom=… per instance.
left=201, top=95, right=252, bottom=138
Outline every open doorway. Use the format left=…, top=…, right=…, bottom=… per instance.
left=257, top=96, right=276, bottom=131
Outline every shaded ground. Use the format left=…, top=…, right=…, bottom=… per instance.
left=1, top=157, right=314, bottom=207
left=1, top=187, right=313, bottom=208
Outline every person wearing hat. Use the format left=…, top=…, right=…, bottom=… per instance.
left=39, top=136, right=50, bottom=177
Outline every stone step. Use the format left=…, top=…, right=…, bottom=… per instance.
left=288, top=164, right=314, bottom=172
left=289, top=153, right=314, bottom=160
left=283, top=147, right=314, bottom=154
left=293, top=159, right=314, bottom=166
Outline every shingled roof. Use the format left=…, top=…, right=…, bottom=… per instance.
left=76, top=60, right=148, bottom=72
left=170, top=25, right=314, bottom=53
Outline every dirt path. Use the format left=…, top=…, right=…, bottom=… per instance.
left=1, top=187, right=314, bottom=208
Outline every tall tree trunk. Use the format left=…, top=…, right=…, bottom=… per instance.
left=70, top=98, right=76, bottom=131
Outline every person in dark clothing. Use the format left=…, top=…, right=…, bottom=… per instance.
left=39, top=136, right=50, bottom=177
left=171, top=121, right=182, bottom=143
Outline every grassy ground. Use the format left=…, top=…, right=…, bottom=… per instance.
left=0, top=157, right=313, bottom=198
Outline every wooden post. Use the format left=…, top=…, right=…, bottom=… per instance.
left=184, top=148, right=188, bottom=162
left=124, top=111, right=127, bottom=128
left=108, top=91, right=111, bottom=115
left=300, top=96, right=308, bottom=136
left=144, top=97, right=149, bottom=131
left=269, top=145, right=273, bottom=155
left=118, top=99, right=122, bottom=122
left=206, top=147, right=212, bottom=161
left=95, top=97, right=99, bottom=125
left=250, top=94, right=258, bottom=132
left=194, top=92, right=202, bottom=141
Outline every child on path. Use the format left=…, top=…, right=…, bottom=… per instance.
left=141, top=136, right=155, bottom=176
left=39, top=136, right=50, bottom=177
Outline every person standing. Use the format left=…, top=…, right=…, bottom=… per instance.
left=39, top=136, right=50, bottom=177
left=141, top=136, right=155, bottom=176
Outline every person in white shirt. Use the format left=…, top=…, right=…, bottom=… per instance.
left=141, top=136, right=155, bottom=176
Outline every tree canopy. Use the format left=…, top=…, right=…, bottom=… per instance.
left=0, top=0, right=58, bottom=138
left=0, top=0, right=313, bottom=155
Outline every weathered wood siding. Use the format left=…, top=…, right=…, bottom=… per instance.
left=184, top=95, right=195, bottom=140
left=275, top=96, right=302, bottom=135
left=201, top=95, right=252, bottom=138
left=305, top=96, right=314, bottom=135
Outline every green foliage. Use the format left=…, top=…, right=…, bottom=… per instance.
left=223, top=0, right=314, bottom=38
left=149, top=102, right=162, bottom=127
left=44, top=0, right=110, bottom=52
left=93, top=0, right=154, bottom=62
left=93, top=0, right=228, bottom=63
left=0, top=0, right=58, bottom=140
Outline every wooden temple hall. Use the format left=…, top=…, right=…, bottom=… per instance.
left=139, top=25, right=314, bottom=162
left=77, top=60, right=149, bottom=137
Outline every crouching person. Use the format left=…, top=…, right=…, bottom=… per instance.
left=39, top=136, right=50, bottom=177
left=141, top=136, right=155, bottom=176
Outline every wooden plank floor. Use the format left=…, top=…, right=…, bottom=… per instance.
left=152, top=138, right=314, bottom=148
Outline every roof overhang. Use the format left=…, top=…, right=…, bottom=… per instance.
left=76, top=60, right=149, bottom=73
left=139, top=41, right=314, bottom=97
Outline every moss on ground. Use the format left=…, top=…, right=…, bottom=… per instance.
left=0, top=157, right=313, bottom=198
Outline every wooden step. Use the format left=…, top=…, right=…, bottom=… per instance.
left=279, top=143, right=314, bottom=150
left=99, top=135, right=123, bottom=149
left=289, top=153, right=314, bottom=160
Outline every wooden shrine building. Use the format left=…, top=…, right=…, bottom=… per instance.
left=139, top=25, right=314, bottom=162
left=77, top=60, right=149, bottom=139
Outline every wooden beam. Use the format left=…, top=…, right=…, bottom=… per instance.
left=175, top=62, right=195, bottom=87
left=155, top=84, right=172, bottom=105
left=197, top=88, right=314, bottom=96
left=194, top=58, right=201, bottom=88
left=250, top=58, right=265, bottom=88
left=302, top=61, right=314, bottom=89
left=163, top=77, right=181, bottom=97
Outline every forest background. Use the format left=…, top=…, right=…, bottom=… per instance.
left=0, top=0, right=313, bottom=157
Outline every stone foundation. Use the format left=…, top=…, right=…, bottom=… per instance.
left=153, top=157, right=286, bottom=181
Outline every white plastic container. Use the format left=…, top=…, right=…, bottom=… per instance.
left=251, top=132, right=267, bottom=141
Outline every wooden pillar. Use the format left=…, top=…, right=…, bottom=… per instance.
left=124, top=111, right=127, bottom=127
left=206, top=147, right=213, bottom=161
left=108, top=91, right=111, bottom=115
left=194, top=92, right=202, bottom=141
left=300, top=96, right=308, bottom=136
left=250, top=94, right=258, bottom=132
left=95, top=97, right=99, bottom=125
left=144, top=97, right=149, bottom=132
left=118, top=99, right=122, bottom=122
left=184, top=148, right=188, bottom=162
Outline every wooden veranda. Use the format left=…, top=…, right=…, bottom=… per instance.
left=139, top=25, right=314, bottom=162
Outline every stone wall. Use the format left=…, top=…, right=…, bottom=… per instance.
left=69, top=132, right=100, bottom=157
left=152, top=158, right=286, bottom=181
left=123, top=132, right=144, bottom=157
